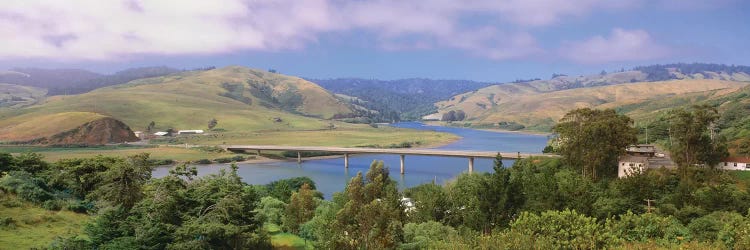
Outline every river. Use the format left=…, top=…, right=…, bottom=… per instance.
left=152, top=122, right=549, bottom=198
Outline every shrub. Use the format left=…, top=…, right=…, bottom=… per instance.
left=43, top=199, right=63, bottom=211
left=194, top=159, right=212, bottom=164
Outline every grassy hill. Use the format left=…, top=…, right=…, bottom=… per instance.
left=434, top=68, right=750, bottom=131
left=0, top=83, right=46, bottom=108
left=0, top=66, right=458, bottom=149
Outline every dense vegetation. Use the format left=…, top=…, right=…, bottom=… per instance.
left=310, top=78, right=493, bottom=121
left=3, top=148, right=750, bottom=249
left=0, top=108, right=743, bottom=249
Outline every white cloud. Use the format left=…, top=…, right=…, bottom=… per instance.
left=0, top=0, right=659, bottom=61
left=560, top=28, right=671, bottom=63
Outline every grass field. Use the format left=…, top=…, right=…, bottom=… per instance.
left=0, top=145, right=237, bottom=162
left=0, top=125, right=458, bottom=162
left=266, top=223, right=313, bottom=250
left=0, top=195, right=90, bottom=250
left=173, top=126, right=458, bottom=148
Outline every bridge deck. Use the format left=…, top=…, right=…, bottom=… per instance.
left=224, top=145, right=553, bottom=159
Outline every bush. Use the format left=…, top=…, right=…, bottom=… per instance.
left=149, top=159, right=175, bottom=165
left=0, top=216, right=15, bottom=228
left=194, top=159, right=212, bottom=164
left=66, top=200, right=93, bottom=214
left=43, top=199, right=63, bottom=211
left=213, top=155, right=246, bottom=163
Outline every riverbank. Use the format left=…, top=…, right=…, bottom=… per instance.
left=422, top=121, right=551, bottom=136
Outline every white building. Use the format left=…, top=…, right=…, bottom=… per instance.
left=618, top=155, right=649, bottom=178
left=153, top=131, right=168, bottom=136
left=177, top=130, right=204, bottom=135
left=718, top=157, right=750, bottom=170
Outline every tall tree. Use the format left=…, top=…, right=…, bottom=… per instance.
left=283, top=183, right=318, bottom=234
left=553, top=108, right=637, bottom=181
left=90, top=153, right=152, bottom=208
left=668, top=105, right=729, bottom=172
left=334, top=161, right=404, bottom=249
left=208, top=118, right=218, bottom=130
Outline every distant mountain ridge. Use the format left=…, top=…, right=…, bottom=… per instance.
left=309, top=78, right=493, bottom=120
left=0, top=66, right=181, bottom=95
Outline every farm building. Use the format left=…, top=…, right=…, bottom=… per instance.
left=177, top=130, right=204, bottom=135
left=153, top=131, right=168, bottom=136
left=718, top=157, right=750, bottom=170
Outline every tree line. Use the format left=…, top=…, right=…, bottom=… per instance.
left=1, top=105, right=749, bottom=249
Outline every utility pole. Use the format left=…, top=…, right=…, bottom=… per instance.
left=644, top=199, right=655, bottom=213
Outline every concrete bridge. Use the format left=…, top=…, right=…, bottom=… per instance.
left=224, top=145, right=556, bottom=174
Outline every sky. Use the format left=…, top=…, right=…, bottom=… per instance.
left=1, top=0, right=749, bottom=82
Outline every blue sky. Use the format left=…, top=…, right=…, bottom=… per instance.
left=1, top=0, right=748, bottom=82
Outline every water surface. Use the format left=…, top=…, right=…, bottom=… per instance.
left=153, top=122, right=549, bottom=198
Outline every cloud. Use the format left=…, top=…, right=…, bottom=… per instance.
left=0, top=0, right=667, bottom=61
left=559, top=28, right=671, bottom=63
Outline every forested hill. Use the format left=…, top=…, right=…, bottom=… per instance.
left=308, top=78, right=493, bottom=120
left=0, top=66, right=181, bottom=95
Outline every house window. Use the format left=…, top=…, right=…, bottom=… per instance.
left=734, top=163, right=738, bottom=167
left=725, top=162, right=728, bottom=166
left=629, top=163, right=634, bottom=167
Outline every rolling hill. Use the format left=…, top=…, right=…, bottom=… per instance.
left=0, top=66, right=355, bottom=144
left=0, top=83, right=46, bottom=108
left=432, top=64, right=750, bottom=131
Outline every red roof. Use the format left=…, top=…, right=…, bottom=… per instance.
left=723, top=157, right=750, bottom=163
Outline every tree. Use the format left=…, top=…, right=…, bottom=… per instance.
left=736, top=139, right=750, bottom=158
left=0, top=153, right=15, bottom=175
left=334, top=161, right=404, bottom=249
left=455, top=110, right=466, bottom=121
left=483, top=154, right=523, bottom=230
left=208, top=118, right=218, bottom=130
left=90, top=153, right=152, bottom=208
left=146, top=121, right=155, bottom=132
left=553, top=108, right=637, bottom=181
left=668, top=105, right=728, bottom=172
left=255, top=196, right=286, bottom=226
left=14, top=152, right=49, bottom=174
left=442, top=110, right=456, bottom=122
left=283, top=183, right=318, bottom=234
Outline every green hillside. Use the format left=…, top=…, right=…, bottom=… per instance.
left=0, top=66, right=457, bottom=147
left=0, top=66, right=354, bottom=140
left=0, top=83, right=46, bottom=108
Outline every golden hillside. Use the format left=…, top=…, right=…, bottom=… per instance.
left=0, top=66, right=354, bottom=142
left=435, top=79, right=748, bottom=130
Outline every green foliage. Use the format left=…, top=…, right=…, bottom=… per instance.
left=265, top=176, right=320, bottom=203
left=403, top=183, right=449, bottom=223
left=0, top=152, right=15, bottom=175
left=401, top=221, right=457, bottom=249
left=605, top=211, right=690, bottom=244
left=553, top=108, right=637, bottom=180
left=255, top=196, right=286, bottom=226
left=88, top=153, right=152, bottom=208
left=283, top=183, right=318, bottom=234
left=511, top=209, right=615, bottom=249
left=333, top=160, right=405, bottom=249
left=669, top=105, right=729, bottom=170
left=0, top=171, right=54, bottom=204
left=14, top=152, right=50, bottom=174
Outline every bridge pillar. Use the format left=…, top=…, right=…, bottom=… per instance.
left=468, top=157, right=474, bottom=173
left=400, top=155, right=405, bottom=174
left=257, top=150, right=261, bottom=156
left=297, top=152, right=302, bottom=164
left=344, top=153, right=349, bottom=168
